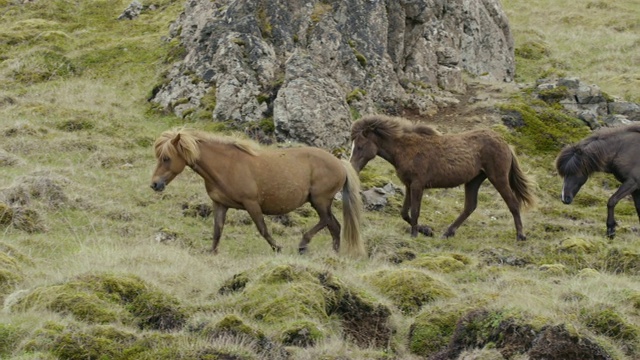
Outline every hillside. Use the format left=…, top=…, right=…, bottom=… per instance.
left=1, top=1, right=640, bottom=359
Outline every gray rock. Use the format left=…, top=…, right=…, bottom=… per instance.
left=609, top=101, right=640, bottom=122
left=362, top=188, right=389, bottom=211
left=151, top=0, right=516, bottom=148
left=118, top=1, right=143, bottom=20
left=602, top=114, right=632, bottom=127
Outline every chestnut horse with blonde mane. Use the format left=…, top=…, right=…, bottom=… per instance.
left=350, top=115, right=536, bottom=241
left=151, top=129, right=365, bottom=256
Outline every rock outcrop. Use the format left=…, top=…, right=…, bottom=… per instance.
left=150, top=0, right=515, bottom=148
left=536, top=77, right=640, bottom=128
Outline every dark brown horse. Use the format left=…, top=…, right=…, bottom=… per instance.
left=349, top=115, right=536, bottom=240
left=150, top=129, right=365, bottom=256
left=556, top=123, right=640, bottom=238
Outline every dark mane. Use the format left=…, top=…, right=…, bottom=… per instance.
left=351, top=115, right=441, bottom=140
left=554, top=125, right=640, bottom=177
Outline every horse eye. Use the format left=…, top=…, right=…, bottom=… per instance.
left=162, top=156, right=170, bottom=163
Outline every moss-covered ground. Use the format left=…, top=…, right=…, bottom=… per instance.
left=1, top=0, right=640, bottom=359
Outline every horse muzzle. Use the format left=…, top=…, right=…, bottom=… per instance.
left=561, top=196, right=572, bottom=205
left=151, top=181, right=165, bottom=192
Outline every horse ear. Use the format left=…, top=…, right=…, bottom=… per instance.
left=171, top=133, right=182, bottom=149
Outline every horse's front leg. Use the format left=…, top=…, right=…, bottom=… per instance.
left=212, top=202, right=228, bottom=254
left=243, top=201, right=282, bottom=253
left=400, top=187, right=412, bottom=225
left=402, top=185, right=432, bottom=237
left=633, top=190, right=640, bottom=225
left=409, top=184, right=433, bottom=237
left=606, top=180, right=638, bottom=238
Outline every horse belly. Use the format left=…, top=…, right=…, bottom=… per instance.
left=260, top=187, right=308, bottom=215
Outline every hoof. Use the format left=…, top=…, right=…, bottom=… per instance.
left=298, top=247, right=308, bottom=255
left=517, top=234, right=527, bottom=241
left=441, top=229, right=455, bottom=239
left=273, top=245, right=283, bottom=253
left=606, top=230, right=616, bottom=239
left=417, top=225, right=434, bottom=237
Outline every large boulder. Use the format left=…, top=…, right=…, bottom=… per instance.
left=151, top=0, right=515, bottom=148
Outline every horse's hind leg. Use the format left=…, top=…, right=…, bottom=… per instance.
left=490, top=175, right=525, bottom=241
left=443, top=173, right=486, bottom=238
left=211, top=203, right=228, bottom=254
left=299, top=199, right=333, bottom=254
left=605, top=180, right=637, bottom=238
left=633, top=190, right=640, bottom=225
left=243, top=201, right=282, bottom=253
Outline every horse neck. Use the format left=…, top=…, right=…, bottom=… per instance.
left=376, top=136, right=403, bottom=166
left=189, top=141, right=237, bottom=188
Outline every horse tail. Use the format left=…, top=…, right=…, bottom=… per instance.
left=509, top=150, right=537, bottom=210
left=340, top=160, right=366, bottom=258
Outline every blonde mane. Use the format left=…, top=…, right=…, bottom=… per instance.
left=154, top=129, right=259, bottom=165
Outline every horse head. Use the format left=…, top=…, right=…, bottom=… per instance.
left=349, top=132, right=379, bottom=172
left=560, top=172, right=588, bottom=204
left=556, top=145, right=590, bottom=204
left=151, top=131, right=199, bottom=192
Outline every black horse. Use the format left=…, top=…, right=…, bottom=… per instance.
left=556, top=124, right=640, bottom=238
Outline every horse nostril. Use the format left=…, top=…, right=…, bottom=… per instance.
left=151, top=182, right=164, bottom=192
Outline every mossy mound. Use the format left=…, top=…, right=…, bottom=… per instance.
left=11, top=273, right=187, bottom=331
left=219, top=262, right=394, bottom=348
left=526, top=324, right=614, bottom=360
left=10, top=206, right=46, bottom=233
left=409, top=305, right=468, bottom=357
left=433, top=309, right=538, bottom=359
left=1, top=173, right=70, bottom=209
left=20, top=321, right=253, bottom=360
left=279, top=320, right=325, bottom=347
left=191, top=314, right=266, bottom=343
left=601, top=248, right=640, bottom=275
left=498, top=98, right=590, bottom=155
left=0, top=202, right=12, bottom=225
left=539, top=263, right=567, bottom=275
left=580, top=304, right=639, bottom=350
left=21, top=322, right=137, bottom=359
left=0, top=246, right=25, bottom=296
left=430, top=309, right=614, bottom=359
left=363, top=268, right=455, bottom=313
left=0, top=322, right=27, bottom=357
left=559, top=237, right=602, bottom=254
left=408, top=254, right=469, bottom=273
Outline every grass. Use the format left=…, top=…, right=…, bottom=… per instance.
left=0, top=0, right=640, bottom=359
left=503, top=0, right=640, bottom=101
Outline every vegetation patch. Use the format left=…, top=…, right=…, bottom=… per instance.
left=580, top=304, right=639, bottom=343
left=11, top=273, right=187, bottom=331
left=514, top=40, right=550, bottom=60
left=0, top=202, right=13, bottom=225
left=221, top=262, right=394, bottom=348
left=409, top=305, right=468, bottom=357
left=279, top=320, right=325, bottom=347
left=601, top=248, right=640, bottom=274
left=362, top=268, right=455, bottom=314
left=8, top=48, right=77, bottom=84
left=408, top=254, right=468, bottom=273
left=497, top=97, right=590, bottom=154
left=0, top=322, right=26, bottom=357
left=433, top=309, right=539, bottom=359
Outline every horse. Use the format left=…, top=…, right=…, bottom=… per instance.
left=555, top=123, right=640, bottom=238
left=349, top=115, right=536, bottom=241
left=150, top=129, right=365, bottom=257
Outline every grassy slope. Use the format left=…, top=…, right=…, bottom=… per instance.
left=503, top=0, right=640, bottom=101
left=0, top=0, right=639, bottom=359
